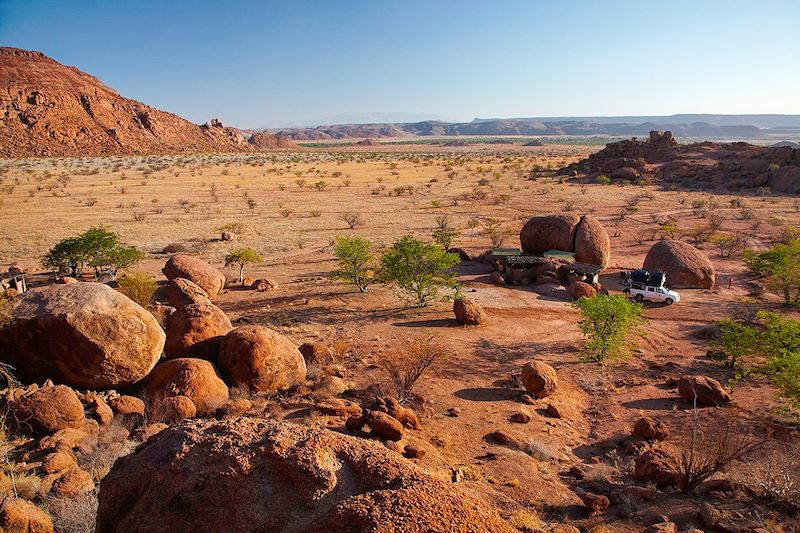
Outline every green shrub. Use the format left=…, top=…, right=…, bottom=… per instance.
left=431, top=216, right=459, bottom=250
left=117, top=272, right=157, bottom=307
left=332, top=236, right=378, bottom=293
left=573, top=294, right=643, bottom=363
left=380, top=235, right=459, bottom=307
left=744, top=240, right=800, bottom=305
left=596, top=175, right=611, bottom=185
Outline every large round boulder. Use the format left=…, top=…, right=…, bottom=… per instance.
left=0, top=283, right=164, bottom=389
left=162, top=255, right=226, bottom=297
left=152, top=278, right=212, bottom=309
left=164, top=303, right=232, bottom=360
left=643, top=240, right=715, bottom=289
left=0, top=498, right=54, bottom=533
left=568, top=281, right=597, bottom=300
left=520, top=214, right=580, bottom=255
left=218, top=326, right=306, bottom=393
left=10, top=385, right=85, bottom=436
left=574, top=215, right=611, bottom=267
left=142, top=358, right=229, bottom=415
left=95, top=418, right=515, bottom=533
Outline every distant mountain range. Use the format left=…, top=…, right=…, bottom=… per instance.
left=270, top=115, right=800, bottom=141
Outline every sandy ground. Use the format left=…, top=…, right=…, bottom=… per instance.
left=3, top=144, right=800, bottom=529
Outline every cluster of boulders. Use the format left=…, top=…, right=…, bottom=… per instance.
left=560, top=130, right=800, bottom=191
left=0, top=254, right=312, bottom=440
left=520, top=214, right=611, bottom=267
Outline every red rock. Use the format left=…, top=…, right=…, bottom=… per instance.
left=50, top=465, right=95, bottom=496
left=521, top=360, right=558, bottom=398
left=490, top=270, right=506, bottom=286
left=643, top=240, right=715, bottom=289
left=143, top=358, right=229, bottom=416
left=11, top=385, right=85, bottom=436
left=633, top=449, right=681, bottom=488
left=162, top=255, right=226, bottom=297
left=109, top=395, right=146, bottom=419
left=546, top=403, right=563, bottom=418
left=575, top=489, right=609, bottom=516
left=0, top=497, right=54, bottom=533
left=1, top=283, right=164, bottom=389
left=453, top=297, right=487, bottom=325
left=153, top=395, right=197, bottom=423
left=218, top=325, right=306, bottom=393
left=298, top=342, right=333, bottom=365
left=633, top=417, right=670, bottom=440
left=95, top=418, right=515, bottom=533
left=0, top=47, right=256, bottom=158
left=509, top=412, right=531, bottom=424
left=164, top=303, right=232, bottom=359
left=365, top=411, right=404, bottom=441
left=678, top=375, right=731, bottom=407
left=573, top=215, right=611, bottom=267
left=568, top=281, right=596, bottom=300
left=520, top=215, right=581, bottom=255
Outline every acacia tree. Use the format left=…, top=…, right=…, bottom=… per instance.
left=225, top=247, right=263, bottom=284
left=743, top=239, right=800, bottom=305
left=380, top=235, right=460, bottom=307
left=332, top=236, right=378, bottom=293
left=42, top=226, right=143, bottom=278
left=573, top=294, right=643, bottom=363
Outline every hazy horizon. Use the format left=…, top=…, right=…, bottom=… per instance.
left=2, top=0, right=798, bottom=129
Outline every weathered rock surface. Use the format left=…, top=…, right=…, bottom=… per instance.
left=519, top=214, right=610, bottom=267
left=10, top=385, right=85, bottom=435
left=521, top=360, right=558, bottom=398
left=0, top=283, right=164, bottom=389
left=643, top=240, right=715, bottom=289
left=143, top=358, right=229, bottom=415
left=162, top=255, right=226, bottom=297
left=95, top=418, right=515, bottom=533
left=164, top=303, right=232, bottom=359
left=0, top=497, right=54, bottom=533
left=218, top=325, right=307, bottom=393
left=678, top=375, right=731, bottom=407
left=453, top=297, right=486, bottom=325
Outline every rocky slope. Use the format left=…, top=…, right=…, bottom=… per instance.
left=0, top=47, right=293, bottom=157
left=560, top=130, right=800, bottom=191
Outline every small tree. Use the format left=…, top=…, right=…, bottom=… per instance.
left=716, top=318, right=757, bottom=370
left=745, top=240, right=800, bottom=305
left=431, top=215, right=459, bottom=250
left=573, top=294, right=643, bottom=363
left=225, top=247, right=263, bottom=284
left=380, top=235, right=460, bottom=307
left=42, top=226, right=143, bottom=278
left=332, top=236, right=378, bottom=293
left=382, top=333, right=451, bottom=400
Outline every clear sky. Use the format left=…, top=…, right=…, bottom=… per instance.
left=1, top=0, right=798, bottom=128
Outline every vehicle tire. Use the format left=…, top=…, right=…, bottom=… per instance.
left=665, top=298, right=674, bottom=305
left=634, top=294, right=644, bottom=302
left=623, top=288, right=630, bottom=294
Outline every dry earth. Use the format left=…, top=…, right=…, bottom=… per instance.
left=2, top=143, right=800, bottom=531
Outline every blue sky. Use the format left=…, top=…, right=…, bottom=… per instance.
left=1, top=0, right=798, bottom=128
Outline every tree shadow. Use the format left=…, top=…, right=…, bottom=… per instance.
left=393, top=318, right=458, bottom=328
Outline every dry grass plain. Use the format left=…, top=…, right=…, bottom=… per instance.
left=2, top=143, right=800, bottom=530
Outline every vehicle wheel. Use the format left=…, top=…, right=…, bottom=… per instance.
left=623, top=288, right=630, bottom=294
left=634, top=294, right=644, bottom=302
left=665, top=298, right=674, bottom=305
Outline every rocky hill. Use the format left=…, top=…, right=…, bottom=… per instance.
left=0, top=48, right=292, bottom=157
left=559, top=130, right=800, bottom=192
left=272, top=118, right=790, bottom=141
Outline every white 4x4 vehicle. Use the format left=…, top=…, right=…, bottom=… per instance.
left=625, top=285, right=680, bottom=305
